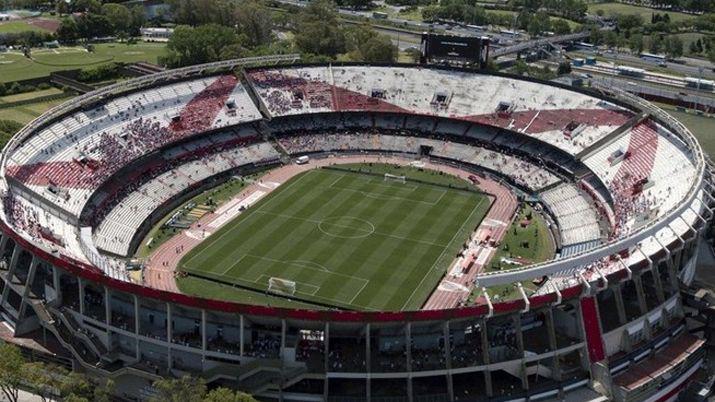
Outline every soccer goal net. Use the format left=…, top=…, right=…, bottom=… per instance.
left=384, top=173, right=407, bottom=184
left=268, top=277, right=297, bottom=296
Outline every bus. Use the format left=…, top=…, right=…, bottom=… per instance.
left=640, top=52, right=666, bottom=64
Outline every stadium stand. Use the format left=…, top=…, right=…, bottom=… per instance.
left=0, top=64, right=709, bottom=402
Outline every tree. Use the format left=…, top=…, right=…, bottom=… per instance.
left=603, top=30, right=620, bottom=48
left=56, top=17, right=79, bottom=43
left=707, top=47, right=715, bottom=64
left=557, top=61, right=572, bottom=75
left=56, top=0, right=70, bottom=15
left=130, top=5, right=146, bottom=36
left=628, top=33, right=644, bottom=55
left=690, top=41, right=699, bottom=54
left=551, top=19, right=571, bottom=35
left=588, top=26, right=602, bottom=46
left=346, top=24, right=397, bottom=63
left=161, top=24, right=240, bottom=67
left=526, top=12, right=551, bottom=37
left=648, top=35, right=664, bottom=54
left=295, top=0, right=346, bottom=57
left=616, top=14, right=644, bottom=31
left=73, top=0, right=102, bottom=13
left=102, top=3, right=132, bottom=35
left=664, top=35, right=683, bottom=58
left=204, top=388, right=258, bottom=402
left=234, top=0, right=273, bottom=47
left=76, top=13, right=113, bottom=40
left=337, top=0, right=372, bottom=9
left=150, top=376, right=207, bottom=402
left=24, top=363, right=64, bottom=402
left=0, top=344, right=26, bottom=402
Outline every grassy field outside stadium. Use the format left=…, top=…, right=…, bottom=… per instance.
left=0, top=43, right=166, bottom=83
left=178, top=165, right=491, bottom=311
left=586, top=2, right=697, bottom=23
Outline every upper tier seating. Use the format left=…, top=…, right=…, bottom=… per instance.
left=5, top=75, right=261, bottom=218
left=250, top=66, right=632, bottom=156
left=583, top=120, right=697, bottom=240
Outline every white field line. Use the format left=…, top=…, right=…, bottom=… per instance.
left=253, top=210, right=448, bottom=248
left=183, top=170, right=314, bottom=267
left=400, top=196, right=487, bottom=310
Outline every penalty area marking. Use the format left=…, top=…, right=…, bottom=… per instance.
left=222, top=254, right=370, bottom=305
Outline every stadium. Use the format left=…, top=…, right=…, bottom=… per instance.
left=0, top=59, right=711, bottom=402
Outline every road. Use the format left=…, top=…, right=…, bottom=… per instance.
left=272, top=0, right=522, bottom=45
left=576, top=49, right=715, bottom=80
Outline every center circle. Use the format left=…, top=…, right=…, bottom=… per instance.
left=318, top=216, right=375, bottom=239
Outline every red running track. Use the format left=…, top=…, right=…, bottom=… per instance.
left=422, top=176, right=518, bottom=310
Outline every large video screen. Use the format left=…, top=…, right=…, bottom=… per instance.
left=421, top=33, right=487, bottom=62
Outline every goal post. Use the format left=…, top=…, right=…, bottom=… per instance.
left=384, top=173, right=406, bottom=184
left=268, top=277, right=297, bottom=296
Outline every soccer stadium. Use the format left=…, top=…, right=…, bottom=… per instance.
left=0, top=59, right=711, bottom=402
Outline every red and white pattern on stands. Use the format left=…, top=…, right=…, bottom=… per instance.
left=423, top=177, right=517, bottom=310
left=460, top=108, right=632, bottom=137
left=6, top=75, right=241, bottom=191
left=249, top=70, right=409, bottom=115
left=251, top=66, right=634, bottom=155
left=169, top=75, right=239, bottom=134
left=1, top=191, right=89, bottom=262
left=608, top=121, right=659, bottom=239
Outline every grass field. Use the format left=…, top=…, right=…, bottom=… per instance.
left=485, top=9, right=582, bottom=30
left=468, top=203, right=553, bottom=303
left=136, top=175, right=264, bottom=258
left=488, top=203, right=555, bottom=272
left=0, top=42, right=166, bottom=83
left=656, top=103, right=715, bottom=157
left=0, top=97, right=69, bottom=125
left=0, top=20, right=49, bottom=34
left=178, top=165, right=491, bottom=311
left=586, top=2, right=697, bottom=23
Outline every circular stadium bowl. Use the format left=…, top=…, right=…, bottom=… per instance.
left=0, top=62, right=711, bottom=401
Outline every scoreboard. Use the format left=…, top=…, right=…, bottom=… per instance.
left=421, top=33, right=490, bottom=67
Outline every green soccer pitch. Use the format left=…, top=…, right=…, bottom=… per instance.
left=178, top=165, right=492, bottom=311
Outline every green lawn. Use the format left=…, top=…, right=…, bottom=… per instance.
left=656, top=103, right=715, bottom=157
left=467, top=203, right=553, bottom=303
left=374, top=5, right=424, bottom=22
left=0, top=97, right=69, bottom=125
left=587, top=2, right=696, bottom=23
left=178, top=165, right=491, bottom=311
left=0, top=42, right=166, bottom=83
left=485, top=9, right=582, bottom=30
left=0, top=20, right=48, bottom=34
left=488, top=203, right=555, bottom=272
left=0, top=87, right=63, bottom=103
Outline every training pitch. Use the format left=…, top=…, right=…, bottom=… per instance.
left=179, top=166, right=491, bottom=311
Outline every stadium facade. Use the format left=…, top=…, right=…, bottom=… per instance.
left=0, top=61, right=711, bottom=402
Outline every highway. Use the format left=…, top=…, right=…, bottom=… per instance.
left=574, top=49, right=715, bottom=81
